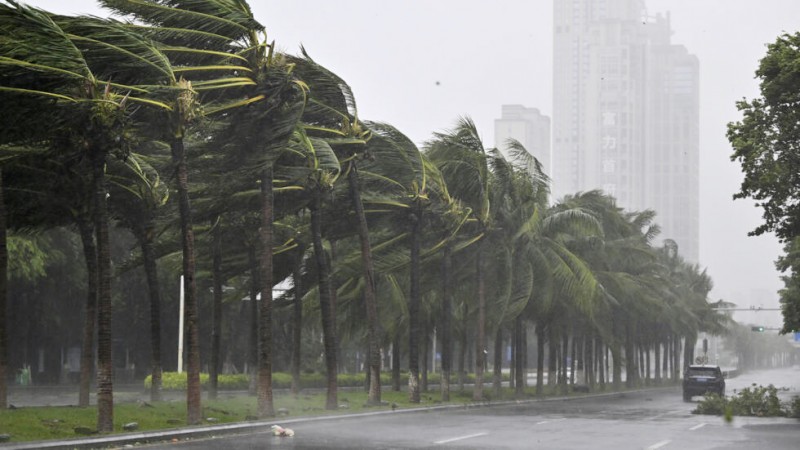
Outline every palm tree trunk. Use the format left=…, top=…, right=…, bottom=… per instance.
left=421, top=320, right=429, bottom=393
left=534, top=325, right=544, bottom=395
left=654, top=339, right=662, bottom=383
left=611, top=342, right=622, bottom=390
left=672, top=335, right=682, bottom=380
left=521, top=325, right=528, bottom=389
left=474, top=241, right=486, bottom=401
left=77, top=217, right=97, bottom=408
left=514, top=319, right=523, bottom=395
left=0, top=175, right=7, bottom=409
left=141, top=220, right=163, bottom=402
left=290, top=248, right=304, bottom=396
left=391, top=334, right=400, bottom=391
left=547, top=328, right=557, bottom=387
left=509, top=323, right=516, bottom=391
left=598, top=339, right=605, bottom=388
left=257, top=166, right=275, bottom=417
left=684, top=333, right=697, bottom=369
left=311, top=193, right=338, bottom=409
left=458, top=313, right=467, bottom=391
left=248, top=249, right=259, bottom=394
left=493, top=326, right=503, bottom=397
left=170, top=138, right=201, bottom=425
left=440, top=244, right=452, bottom=401
left=611, top=315, right=622, bottom=389
left=586, top=332, right=594, bottom=388
left=408, top=208, right=421, bottom=403
left=347, top=165, right=381, bottom=405
left=93, top=152, right=114, bottom=433
left=570, top=334, right=577, bottom=385
left=560, top=332, right=569, bottom=394
left=209, top=219, right=222, bottom=401
left=625, top=323, right=635, bottom=387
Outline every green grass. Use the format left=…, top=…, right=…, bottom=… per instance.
left=0, top=389, right=451, bottom=443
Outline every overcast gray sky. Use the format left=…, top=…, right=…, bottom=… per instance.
left=23, top=0, right=800, bottom=327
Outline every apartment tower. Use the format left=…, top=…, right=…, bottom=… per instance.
left=494, top=105, right=551, bottom=176
left=552, top=0, right=699, bottom=261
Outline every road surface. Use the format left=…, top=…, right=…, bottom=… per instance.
left=140, top=365, right=800, bottom=449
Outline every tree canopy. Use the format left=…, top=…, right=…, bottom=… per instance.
left=729, top=32, right=800, bottom=333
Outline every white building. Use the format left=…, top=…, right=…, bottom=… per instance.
left=494, top=105, right=551, bottom=177
left=552, top=0, right=699, bottom=261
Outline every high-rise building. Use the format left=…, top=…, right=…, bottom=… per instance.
left=494, top=105, right=551, bottom=175
left=552, top=0, right=699, bottom=261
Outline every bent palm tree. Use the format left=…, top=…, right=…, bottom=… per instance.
left=426, top=117, right=494, bottom=400
left=99, top=0, right=307, bottom=419
left=0, top=2, right=176, bottom=430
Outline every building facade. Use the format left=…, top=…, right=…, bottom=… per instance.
left=552, top=0, right=699, bottom=261
left=494, top=105, right=551, bottom=175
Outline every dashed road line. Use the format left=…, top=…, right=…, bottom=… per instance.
left=646, top=440, right=672, bottom=449
left=535, top=417, right=566, bottom=425
left=689, top=423, right=707, bottom=431
left=646, top=410, right=683, bottom=421
left=433, top=432, right=488, bottom=445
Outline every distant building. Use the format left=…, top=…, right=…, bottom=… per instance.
left=552, top=0, right=699, bottom=261
left=494, top=105, right=551, bottom=177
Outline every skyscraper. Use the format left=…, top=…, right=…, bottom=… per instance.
left=552, top=0, right=699, bottom=261
left=494, top=105, right=551, bottom=175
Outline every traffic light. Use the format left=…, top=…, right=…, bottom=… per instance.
left=751, top=326, right=765, bottom=332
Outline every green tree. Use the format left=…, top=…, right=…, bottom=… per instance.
left=729, top=32, right=800, bottom=242
left=775, top=238, right=800, bottom=333
left=728, top=32, right=800, bottom=334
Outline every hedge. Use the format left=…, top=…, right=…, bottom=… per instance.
left=144, top=371, right=501, bottom=391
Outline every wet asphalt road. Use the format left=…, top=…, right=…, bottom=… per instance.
left=136, top=366, right=800, bottom=450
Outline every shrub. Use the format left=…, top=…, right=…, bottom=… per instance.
left=144, top=371, right=500, bottom=391
left=788, top=396, right=800, bottom=419
left=144, top=372, right=247, bottom=390
left=694, top=384, right=793, bottom=418
left=693, top=392, right=726, bottom=415
left=271, top=373, right=292, bottom=389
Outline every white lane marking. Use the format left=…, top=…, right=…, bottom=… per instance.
left=433, top=432, right=488, bottom=445
left=689, top=423, right=707, bottom=431
left=646, top=440, right=672, bottom=450
left=535, top=417, right=566, bottom=425
left=647, top=410, right=683, bottom=421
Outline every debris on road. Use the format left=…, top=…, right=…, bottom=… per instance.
left=271, top=425, right=294, bottom=437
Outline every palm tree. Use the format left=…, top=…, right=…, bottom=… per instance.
left=349, top=122, right=456, bottom=402
left=100, top=0, right=308, bottom=419
left=287, top=51, right=399, bottom=405
left=425, top=117, right=499, bottom=400
left=0, top=169, right=6, bottom=408
left=106, top=153, right=170, bottom=402
left=485, top=143, right=600, bottom=396
left=276, top=129, right=341, bottom=409
left=0, top=3, right=178, bottom=429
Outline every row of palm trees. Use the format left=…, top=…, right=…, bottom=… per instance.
left=0, top=0, right=727, bottom=433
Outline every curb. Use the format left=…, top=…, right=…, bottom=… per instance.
left=0, top=386, right=678, bottom=449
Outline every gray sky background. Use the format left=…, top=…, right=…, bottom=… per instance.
left=24, top=0, right=800, bottom=327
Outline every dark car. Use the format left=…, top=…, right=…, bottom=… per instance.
left=683, top=364, right=725, bottom=401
